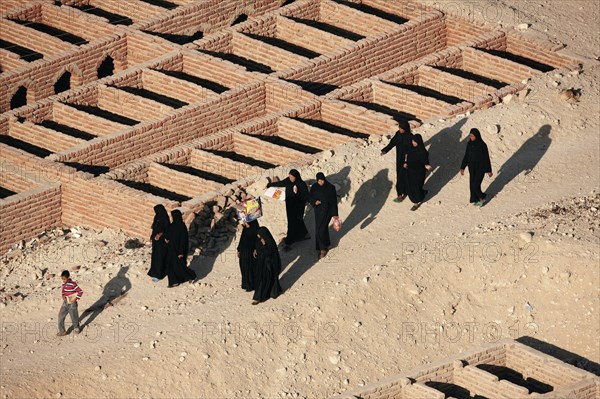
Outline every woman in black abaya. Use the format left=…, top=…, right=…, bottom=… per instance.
left=381, top=119, right=413, bottom=202
left=405, top=134, right=432, bottom=211
left=165, top=210, right=196, bottom=287
left=237, top=220, right=259, bottom=291
left=267, top=169, right=309, bottom=249
left=460, top=128, right=493, bottom=206
left=252, top=227, right=283, bottom=305
left=148, top=204, right=170, bottom=282
left=309, top=172, right=339, bottom=259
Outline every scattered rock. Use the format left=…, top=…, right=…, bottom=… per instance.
left=94, top=366, right=101, bottom=372
left=558, top=88, right=581, bottom=103
left=517, top=23, right=530, bottom=30
left=519, top=232, right=534, bottom=243
left=328, top=352, right=341, bottom=365
left=487, top=124, right=500, bottom=134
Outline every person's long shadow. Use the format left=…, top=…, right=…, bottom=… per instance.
left=484, top=124, right=552, bottom=205
left=279, top=166, right=351, bottom=290
left=80, top=266, right=131, bottom=330
left=188, top=210, right=236, bottom=281
left=331, top=168, right=392, bottom=247
left=423, top=118, right=469, bottom=200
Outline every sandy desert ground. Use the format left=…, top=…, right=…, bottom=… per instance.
left=1, top=0, right=599, bottom=398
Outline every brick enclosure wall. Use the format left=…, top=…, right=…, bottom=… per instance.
left=462, top=47, right=540, bottom=84
left=52, top=102, right=128, bottom=136
left=319, top=0, right=400, bottom=37
left=0, top=0, right=583, bottom=252
left=0, top=184, right=61, bottom=254
left=277, top=11, right=447, bottom=87
left=136, top=0, right=284, bottom=36
left=332, top=340, right=600, bottom=399
left=190, top=149, right=264, bottom=182
left=53, top=82, right=266, bottom=167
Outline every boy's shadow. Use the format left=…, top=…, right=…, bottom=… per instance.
left=80, top=266, right=131, bottom=330
left=279, top=166, right=351, bottom=290
left=484, top=125, right=552, bottom=205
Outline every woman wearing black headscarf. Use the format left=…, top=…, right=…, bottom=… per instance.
left=148, top=204, right=170, bottom=282
left=237, top=220, right=259, bottom=291
left=309, top=172, right=339, bottom=258
left=381, top=120, right=413, bottom=202
left=460, top=128, right=493, bottom=206
left=252, top=227, right=283, bottom=305
left=405, top=134, right=432, bottom=211
left=165, top=210, right=196, bottom=287
left=266, top=169, right=309, bottom=249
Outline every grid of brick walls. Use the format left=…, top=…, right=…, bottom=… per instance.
left=332, top=340, right=600, bottom=399
left=0, top=0, right=582, bottom=251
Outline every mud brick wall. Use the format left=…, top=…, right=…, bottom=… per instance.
left=319, top=0, right=400, bottom=37
left=462, top=47, right=539, bottom=84
left=454, top=364, right=530, bottom=398
left=231, top=32, right=308, bottom=72
left=332, top=340, right=600, bottom=399
left=71, top=0, right=165, bottom=24
left=506, top=32, right=581, bottom=70
left=37, top=2, right=116, bottom=40
left=444, top=14, right=493, bottom=47
left=232, top=132, right=307, bottom=165
left=141, top=68, right=216, bottom=104
left=190, top=149, right=265, bottom=182
left=418, top=65, right=497, bottom=103
left=0, top=34, right=130, bottom=113
left=276, top=15, right=353, bottom=55
left=136, top=0, right=283, bottom=36
left=180, top=51, right=257, bottom=89
left=97, top=85, right=174, bottom=120
left=277, top=117, right=355, bottom=149
left=278, top=0, right=320, bottom=20
left=361, top=0, right=429, bottom=20
left=195, top=31, right=234, bottom=53
left=0, top=19, right=76, bottom=57
left=124, top=31, right=182, bottom=66
left=237, top=13, right=279, bottom=37
left=505, top=344, right=590, bottom=389
left=54, top=82, right=266, bottom=167
left=52, top=102, right=128, bottom=136
left=320, top=99, right=398, bottom=136
left=372, top=80, right=455, bottom=120
left=60, top=175, right=176, bottom=238
left=0, top=184, right=61, bottom=253
left=264, top=80, right=317, bottom=114
left=0, top=170, right=38, bottom=192
left=0, top=50, right=27, bottom=73
left=9, top=120, right=83, bottom=152
left=278, top=11, right=446, bottom=87
left=147, top=162, right=222, bottom=197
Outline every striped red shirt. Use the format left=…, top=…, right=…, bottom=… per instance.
left=61, top=279, right=83, bottom=301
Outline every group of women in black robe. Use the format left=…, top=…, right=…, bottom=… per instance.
left=147, top=206, right=196, bottom=288
left=382, top=122, right=433, bottom=211
left=383, top=123, right=493, bottom=209
left=236, top=221, right=283, bottom=305
left=147, top=125, right=492, bottom=303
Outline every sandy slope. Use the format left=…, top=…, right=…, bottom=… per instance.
left=1, top=1, right=599, bottom=398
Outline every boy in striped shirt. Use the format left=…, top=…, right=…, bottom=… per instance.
left=57, top=270, right=83, bottom=336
